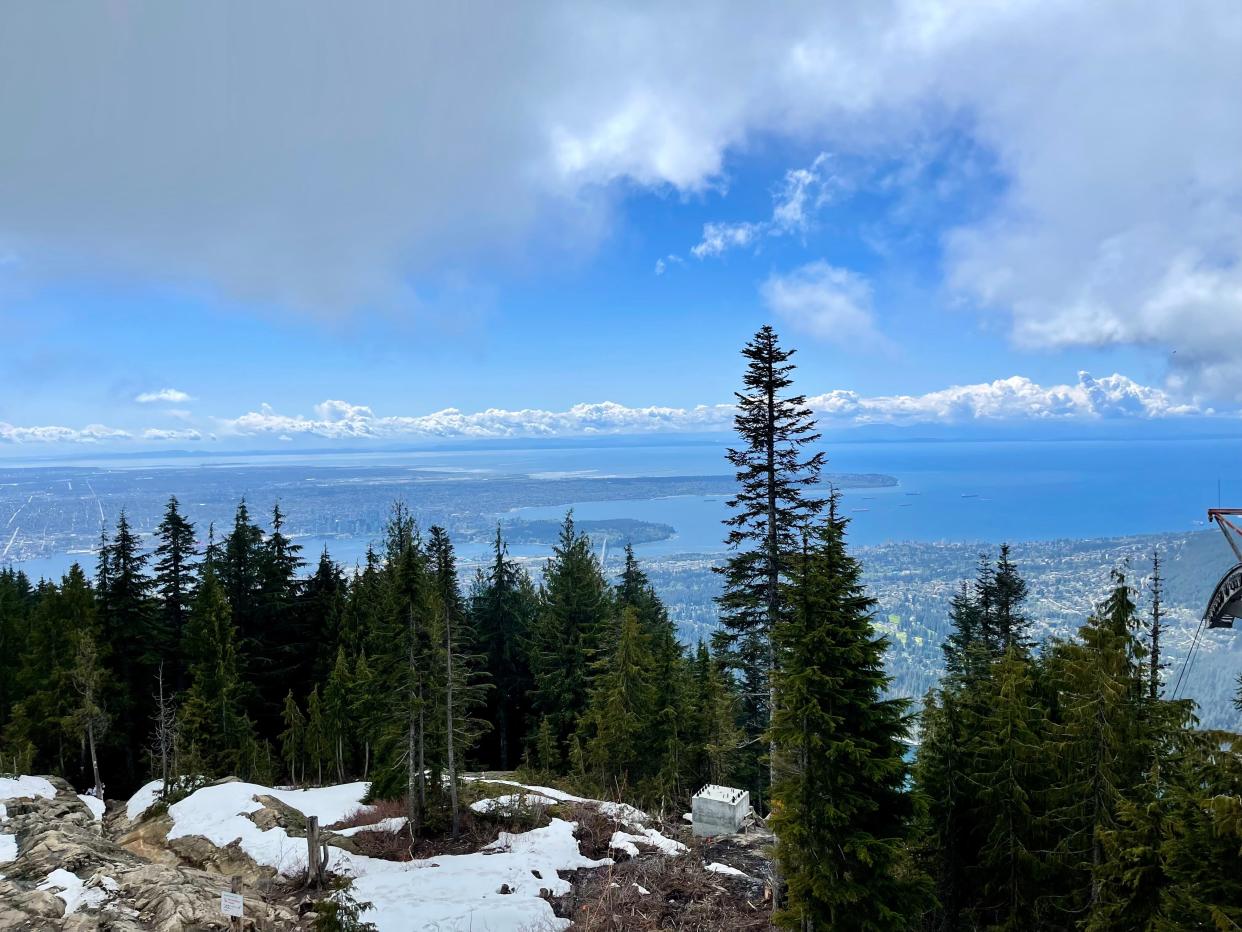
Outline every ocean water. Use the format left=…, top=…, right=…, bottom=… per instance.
left=7, top=435, right=1242, bottom=578
left=505, top=435, right=1242, bottom=553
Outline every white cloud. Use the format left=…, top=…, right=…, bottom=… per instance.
left=690, top=153, right=843, bottom=259
left=808, top=371, right=1201, bottom=425
left=691, top=221, right=765, bottom=259
left=761, top=262, right=885, bottom=349
left=1, top=2, right=1241, bottom=392
left=135, top=388, right=193, bottom=404
left=141, top=427, right=203, bottom=441
left=215, top=371, right=1206, bottom=441
left=0, top=422, right=131, bottom=444
left=0, top=370, right=1217, bottom=446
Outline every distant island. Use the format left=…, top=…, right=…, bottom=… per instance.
left=488, top=517, right=675, bottom=545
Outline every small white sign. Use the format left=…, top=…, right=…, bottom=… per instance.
left=220, top=891, right=244, bottom=917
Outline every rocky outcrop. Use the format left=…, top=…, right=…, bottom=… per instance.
left=0, top=778, right=302, bottom=931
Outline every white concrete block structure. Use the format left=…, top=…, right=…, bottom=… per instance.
left=691, top=784, right=749, bottom=837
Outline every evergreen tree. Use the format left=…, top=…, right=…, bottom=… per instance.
left=280, top=689, right=307, bottom=785
left=429, top=526, right=487, bottom=837
left=305, top=548, right=348, bottom=678
left=527, top=513, right=611, bottom=759
left=582, top=607, right=656, bottom=790
left=254, top=503, right=306, bottom=729
left=178, top=565, right=257, bottom=779
left=323, top=647, right=354, bottom=783
left=615, top=544, right=688, bottom=798
left=769, top=506, right=923, bottom=930
left=67, top=631, right=108, bottom=798
left=1147, top=550, right=1165, bottom=702
left=219, top=499, right=264, bottom=646
left=98, top=511, right=156, bottom=788
left=306, top=684, right=328, bottom=786
left=717, top=324, right=824, bottom=808
left=685, top=642, right=743, bottom=788
left=0, top=567, right=34, bottom=739
left=968, top=647, right=1047, bottom=930
left=152, top=495, right=197, bottom=687
left=469, top=526, right=536, bottom=769
left=4, top=567, right=95, bottom=779
left=369, top=503, right=436, bottom=833
left=351, top=652, right=381, bottom=779
left=983, top=544, right=1030, bottom=654
left=1043, top=573, right=1154, bottom=919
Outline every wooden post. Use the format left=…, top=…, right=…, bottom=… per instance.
left=229, top=875, right=242, bottom=932
left=306, top=816, right=320, bottom=890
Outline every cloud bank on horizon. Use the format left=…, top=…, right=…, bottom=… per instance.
left=0, top=372, right=1218, bottom=446
left=2, top=2, right=1241, bottom=410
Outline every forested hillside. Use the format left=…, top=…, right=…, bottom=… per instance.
left=4, top=325, right=1242, bottom=929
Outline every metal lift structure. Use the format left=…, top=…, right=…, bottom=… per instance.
left=1170, top=509, right=1242, bottom=698
left=1205, top=509, right=1242, bottom=629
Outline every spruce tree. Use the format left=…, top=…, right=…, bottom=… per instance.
left=280, top=690, right=306, bottom=785
left=351, top=652, right=383, bottom=780
left=153, top=496, right=196, bottom=687
left=323, top=647, right=354, bottom=783
left=68, top=631, right=108, bottom=798
left=469, top=526, right=536, bottom=769
left=306, top=685, right=327, bottom=786
left=179, top=565, right=258, bottom=780
left=769, top=505, right=922, bottom=930
left=717, top=324, right=824, bottom=807
left=527, top=513, right=611, bottom=759
left=98, top=510, right=156, bottom=789
left=255, top=503, right=306, bottom=729
left=1044, top=573, right=1154, bottom=918
left=968, top=646, right=1047, bottom=930
left=219, top=499, right=264, bottom=646
left=582, top=607, right=656, bottom=790
left=429, top=526, right=486, bottom=837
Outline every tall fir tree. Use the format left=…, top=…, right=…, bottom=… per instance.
left=769, top=503, right=923, bottom=930
left=429, top=525, right=487, bottom=836
left=178, top=564, right=258, bottom=779
left=98, top=510, right=156, bottom=788
left=527, top=513, right=611, bottom=759
left=716, top=324, right=824, bottom=807
left=581, top=607, right=656, bottom=790
left=469, top=526, right=536, bottom=769
left=152, top=496, right=197, bottom=687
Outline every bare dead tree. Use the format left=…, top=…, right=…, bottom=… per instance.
left=151, top=662, right=179, bottom=797
left=70, top=633, right=109, bottom=799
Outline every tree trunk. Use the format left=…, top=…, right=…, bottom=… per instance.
left=764, top=359, right=782, bottom=912
left=445, top=607, right=459, bottom=837
left=499, top=705, right=509, bottom=770
left=407, top=604, right=421, bottom=836
left=86, top=721, right=103, bottom=799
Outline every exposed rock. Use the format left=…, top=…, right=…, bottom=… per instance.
left=0, top=777, right=300, bottom=931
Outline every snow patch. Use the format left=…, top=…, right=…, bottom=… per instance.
left=0, top=775, right=57, bottom=802
left=167, top=781, right=370, bottom=875
left=161, top=779, right=612, bottom=930
left=125, top=780, right=164, bottom=821
left=334, top=817, right=409, bottom=838
left=609, top=827, right=688, bottom=858
left=78, top=794, right=105, bottom=821
left=705, top=861, right=754, bottom=880
left=37, top=868, right=110, bottom=915
left=469, top=793, right=560, bottom=816
left=462, top=776, right=649, bottom=825
left=0, top=833, right=15, bottom=864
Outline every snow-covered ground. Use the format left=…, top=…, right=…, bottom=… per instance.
left=1, top=776, right=59, bottom=867
left=123, top=775, right=693, bottom=931
left=77, top=793, right=105, bottom=821
left=37, top=867, right=115, bottom=915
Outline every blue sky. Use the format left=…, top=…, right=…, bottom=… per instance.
left=1, top=3, right=1239, bottom=449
